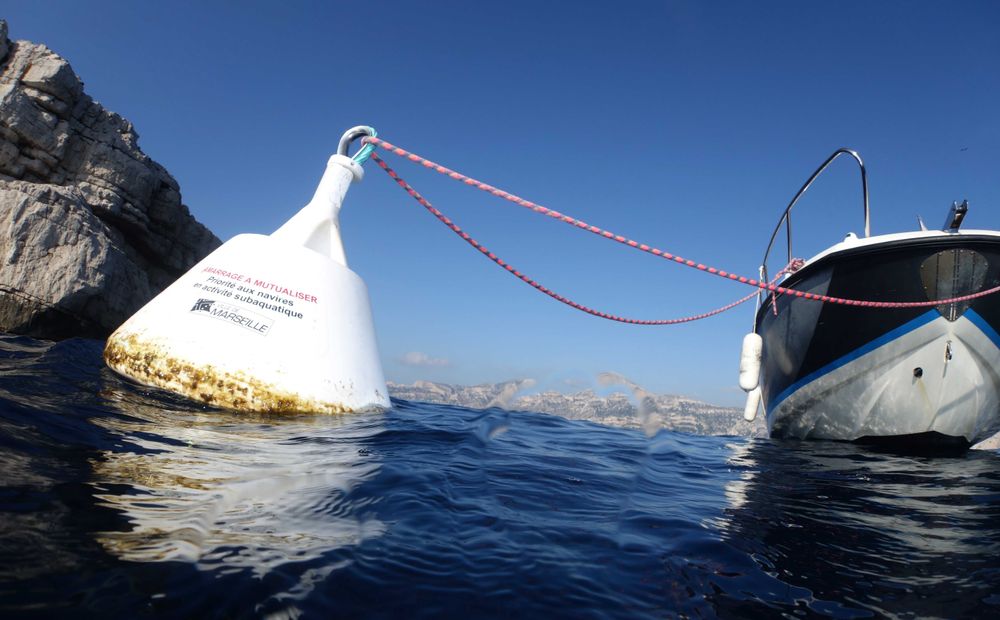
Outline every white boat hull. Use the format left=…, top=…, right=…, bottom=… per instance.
left=767, top=310, right=1000, bottom=445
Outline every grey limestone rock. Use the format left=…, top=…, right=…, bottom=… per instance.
left=0, top=20, right=220, bottom=338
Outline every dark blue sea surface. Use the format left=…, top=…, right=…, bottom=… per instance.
left=1, top=334, right=1000, bottom=618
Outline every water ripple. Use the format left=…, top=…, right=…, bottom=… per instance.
left=1, top=335, right=1000, bottom=618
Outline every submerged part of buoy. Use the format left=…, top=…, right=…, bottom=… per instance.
left=105, top=139, right=390, bottom=414
left=738, top=332, right=763, bottom=392
left=743, top=386, right=761, bottom=422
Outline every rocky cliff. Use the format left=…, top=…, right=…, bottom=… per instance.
left=0, top=21, right=220, bottom=338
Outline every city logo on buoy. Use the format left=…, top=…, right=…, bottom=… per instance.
left=191, top=298, right=215, bottom=313
left=190, top=298, right=273, bottom=335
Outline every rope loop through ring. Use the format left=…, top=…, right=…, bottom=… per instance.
left=338, top=126, right=378, bottom=164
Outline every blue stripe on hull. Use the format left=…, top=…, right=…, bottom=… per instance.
left=966, top=309, right=1000, bottom=351
left=768, top=309, right=940, bottom=411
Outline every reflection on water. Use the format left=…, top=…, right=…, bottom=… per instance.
left=2, top=335, right=1000, bottom=618
left=92, top=390, right=386, bottom=573
left=717, top=440, right=1000, bottom=617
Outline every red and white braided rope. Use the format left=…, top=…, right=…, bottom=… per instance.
left=373, top=152, right=795, bottom=325
left=366, top=137, right=1000, bottom=312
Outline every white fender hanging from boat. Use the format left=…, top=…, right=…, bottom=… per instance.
left=743, top=386, right=761, bottom=422
left=738, top=332, right=763, bottom=392
left=104, top=126, right=390, bottom=414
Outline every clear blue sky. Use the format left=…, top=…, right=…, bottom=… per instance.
left=5, top=1, right=999, bottom=405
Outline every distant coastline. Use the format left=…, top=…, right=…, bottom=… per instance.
left=387, top=375, right=767, bottom=438
left=387, top=377, right=1000, bottom=449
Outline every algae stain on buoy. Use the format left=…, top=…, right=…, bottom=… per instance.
left=104, top=127, right=390, bottom=414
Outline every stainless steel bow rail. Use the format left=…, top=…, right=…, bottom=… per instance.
left=760, top=148, right=870, bottom=285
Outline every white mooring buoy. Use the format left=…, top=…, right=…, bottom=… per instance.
left=104, top=127, right=390, bottom=414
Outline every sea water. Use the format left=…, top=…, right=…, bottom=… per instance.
left=1, top=334, right=999, bottom=619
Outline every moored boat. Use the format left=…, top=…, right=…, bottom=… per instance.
left=746, top=150, right=1000, bottom=448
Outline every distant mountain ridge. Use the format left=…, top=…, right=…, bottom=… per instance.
left=387, top=372, right=767, bottom=437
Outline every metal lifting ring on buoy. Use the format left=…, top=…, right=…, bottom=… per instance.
left=338, top=126, right=378, bottom=163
